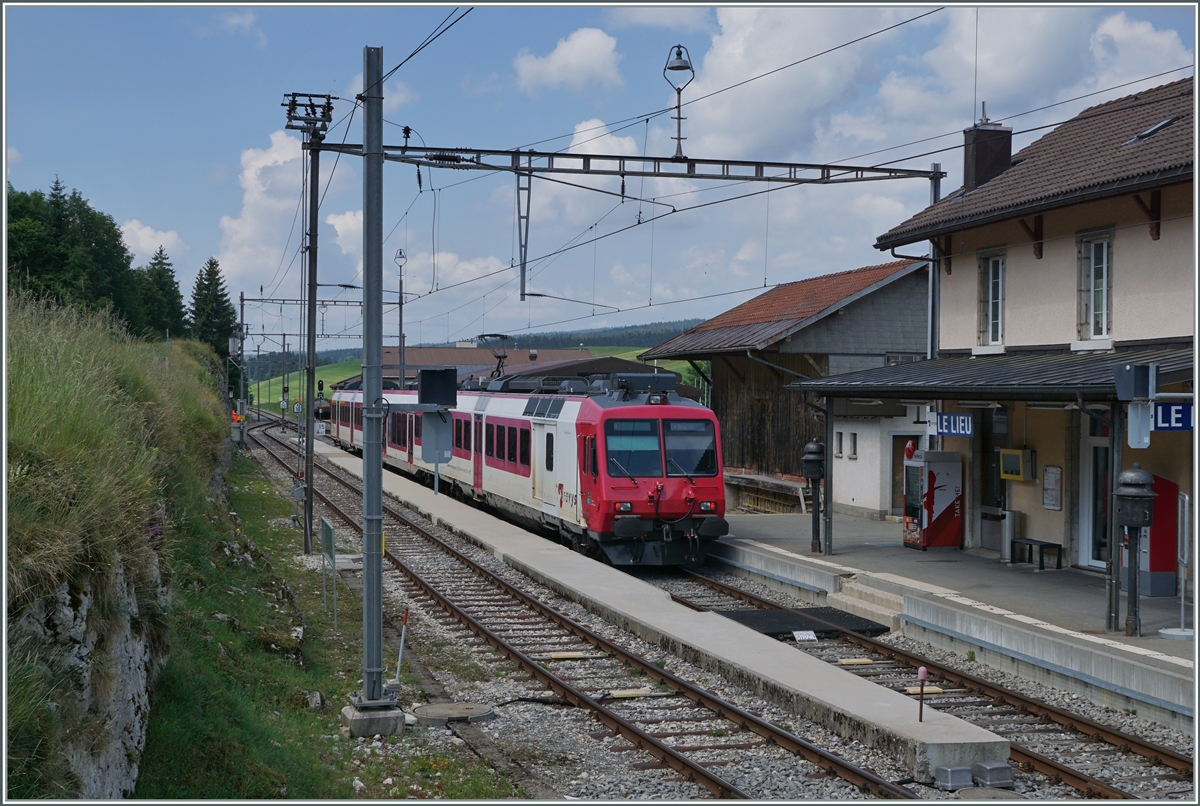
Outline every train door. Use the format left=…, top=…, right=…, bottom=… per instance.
left=534, top=423, right=558, bottom=506
left=577, top=430, right=599, bottom=528
left=472, top=416, right=483, bottom=496
left=406, top=414, right=415, bottom=472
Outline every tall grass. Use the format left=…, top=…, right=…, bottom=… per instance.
left=6, top=292, right=227, bottom=796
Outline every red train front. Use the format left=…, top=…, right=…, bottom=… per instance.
left=575, top=374, right=728, bottom=564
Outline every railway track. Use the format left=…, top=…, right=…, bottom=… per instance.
left=653, top=570, right=1194, bottom=800
left=244, top=419, right=919, bottom=799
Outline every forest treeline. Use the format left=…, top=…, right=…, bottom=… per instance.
left=6, top=178, right=238, bottom=363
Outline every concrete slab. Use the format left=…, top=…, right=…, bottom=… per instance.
left=340, top=705, right=405, bottom=738
left=315, top=445, right=1009, bottom=782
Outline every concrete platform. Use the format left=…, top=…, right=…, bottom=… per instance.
left=312, top=440, right=1008, bottom=781
left=713, top=512, right=1193, bottom=731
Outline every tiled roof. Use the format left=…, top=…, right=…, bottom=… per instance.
left=640, top=259, right=920, bottom=359
left=789, top=345, right=1193, bottom=402
left=877, top=77, right=1194, bottom=248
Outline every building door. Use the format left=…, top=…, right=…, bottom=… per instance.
left=1078, top=414, right=1111, bottom=571
left=472, top=417, right=483, bottom=496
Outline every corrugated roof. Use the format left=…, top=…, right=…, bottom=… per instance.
left=789, top=346, right=1193, bottom=402
left=877, top=77, right=1194, bottom=248
left=641, top=259, right=920, bottom=360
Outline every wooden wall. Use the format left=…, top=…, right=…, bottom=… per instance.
left=711, top=351, right=827, bottom=477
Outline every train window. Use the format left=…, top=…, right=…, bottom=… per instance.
left=415, top=414, right=422, bottom=439
left=534, top=397, right=553, bottom=417
left=455, top=418, right=463, bottom=449
left=464, top=418, right=472, bottom=452
left=485, top=423, right=494, bottom=457
left=399, top=415, right=407, bottom=447
left=523, top=398, right=539, bottom=416
left=507, top=426, right=518, bottom=463
left=519, top=428, right=531, bottom=467
left=664, top=420, right=718, bottom=477
left=548, top=398, right=565, bottom=419
left=545, top=433, right=554, bottom=471
left=604, top=419, right=662, bottom=477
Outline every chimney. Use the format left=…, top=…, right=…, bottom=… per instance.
left=528, top=349, right=538, bottom=362
left=963, top=102, right=1012, bottom=193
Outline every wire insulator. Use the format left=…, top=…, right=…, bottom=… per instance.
left=416, top=167, right=423, bottom=191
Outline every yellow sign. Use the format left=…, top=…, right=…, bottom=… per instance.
left=837, top=658, right=874, bottom=666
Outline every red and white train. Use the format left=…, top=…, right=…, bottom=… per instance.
left=330, top=373, right=728, bottom=566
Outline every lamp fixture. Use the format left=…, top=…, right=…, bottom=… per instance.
left=663, top=44, right=695, bottom=160
left=1025, top=401, right=1077, bottom=410
left=956, top=401, right=1001, bottom=409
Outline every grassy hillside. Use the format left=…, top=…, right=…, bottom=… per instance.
left=7, top=292, right=228, bottom=797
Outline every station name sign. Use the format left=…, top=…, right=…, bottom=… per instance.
left=936, top=412, right=974, bottom=437
left=1153, top=402, right=1193, bottom=431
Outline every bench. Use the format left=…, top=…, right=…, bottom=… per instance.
left=1010, top=537, right=1062, bottom=571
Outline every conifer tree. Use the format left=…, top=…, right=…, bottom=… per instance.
left=136, top=246, right=188, bottom=340
left=188, top=257, right=238, bottom=360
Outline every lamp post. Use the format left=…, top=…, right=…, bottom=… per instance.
left=394, top=249, right=407, bottom=389
left=663, top=45, right=694, bottom=160
left=1115, top=462, right=1157, bottom=637
left=802, top=439, right=826, bottom=554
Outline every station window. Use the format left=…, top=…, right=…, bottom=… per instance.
left=849, top=432, right=858, bottom=459
left=485, top=423, right=494, bottom=457
left=835, top=431, right=843, bottom=457
left=519, top=428, right=531, bottom=467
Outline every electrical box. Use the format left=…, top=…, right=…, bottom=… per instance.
left=418, top=367, right=458, bottom=407
left=998, top=449, right=1035, bottom=481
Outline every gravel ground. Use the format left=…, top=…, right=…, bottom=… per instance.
left=251, top=437, right=1190, bottom=799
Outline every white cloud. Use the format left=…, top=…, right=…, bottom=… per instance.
left=120, top=220, right=187, bottom=267
left=514, top=28, right=624, bottom=94
left=326, top=209, right=364, bottom=275
left=217, top=130, right=304, bottom=291
left=607, top=8, right=712, bottom=33
left=6, top=145, right=22, bottom=179
left=221, top=11, right=267, bottom=49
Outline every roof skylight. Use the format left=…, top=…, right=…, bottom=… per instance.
left=1122, top=117, right=1179, bottom=145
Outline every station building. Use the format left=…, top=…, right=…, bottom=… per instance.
left=794, top=78, right=1193, bottom=604
left=641, top=259, right=930, bottom=518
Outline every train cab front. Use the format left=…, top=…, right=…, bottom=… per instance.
left=586, top=400, right=728, bottom=566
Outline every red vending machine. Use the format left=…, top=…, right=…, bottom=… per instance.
left=1121, top=474, right=1179, bottom=597
left=903, top=450, right=963, bottom=550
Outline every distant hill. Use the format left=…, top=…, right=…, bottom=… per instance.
left=417, top=320, right=704, bottom=350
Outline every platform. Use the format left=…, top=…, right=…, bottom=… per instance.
left=711, top=511, right=1193, bottom=730
left=310, top=439, right=1008, bottom=781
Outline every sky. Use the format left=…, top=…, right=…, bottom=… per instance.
left=5, top=4, right=1195, bottom=352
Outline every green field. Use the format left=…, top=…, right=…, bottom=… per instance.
left=249, top=358, right=361, bottom=410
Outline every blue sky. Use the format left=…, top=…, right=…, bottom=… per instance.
left=5, top=5, right=1194, bottom=349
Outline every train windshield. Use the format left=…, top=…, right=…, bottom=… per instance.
left=663, top=420, right=718, bottom=477
left=604, top=419, right=662, bottom=478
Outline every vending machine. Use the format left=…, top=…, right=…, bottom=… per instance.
left=903, top=450, right=963, bottom=550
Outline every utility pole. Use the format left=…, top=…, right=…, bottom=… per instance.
left=284, top=91, right=333, bottom=556
left=239, top=293, right=247, bottom=419
left=352, top=44, right=395, bottom=715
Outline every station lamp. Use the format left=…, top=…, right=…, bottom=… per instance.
left=663, top=45, right=695, bottom=160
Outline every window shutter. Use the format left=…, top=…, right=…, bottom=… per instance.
left=1077, top=240, right=1089, bottom=341
left=977, top=258, right=989, bottom=346
left=1106, top=240, right=1114, bottom=336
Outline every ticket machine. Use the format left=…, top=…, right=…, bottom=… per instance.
left=903, top=450, right=963, bottom=550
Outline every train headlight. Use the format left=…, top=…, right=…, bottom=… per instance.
left=614, top=502, right=633, bottom=513
left=699, top=501, right=716, bottom=512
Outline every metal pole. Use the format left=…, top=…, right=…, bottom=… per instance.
left=303, top=130, right=323, bottom=556
left=1126, top=526, right=1142, bottom=636
left=398, top=265, right=405, bottom=389
left=674, top=87, right=685, bottom=159
left=810, top=478, right=822, bottom=554
left=357, top=44, right=391, bottom=708
left=239, top=293, right=246, bottom=412
left=1107, top=403, right=1123, bottom=631
left=928, top=163, right=941, bottom=361
left=824, top=403, right=834, bottom=555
